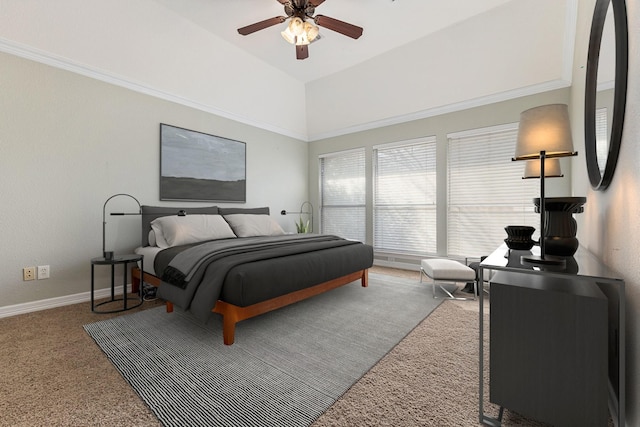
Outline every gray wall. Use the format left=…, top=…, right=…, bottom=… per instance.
left=0, top=52, right=308, bottom=309
left=308, top=88, right=572, bottom=261
left=570, top=0, right=640, bottom=423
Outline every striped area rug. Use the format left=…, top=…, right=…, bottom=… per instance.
left=84, top=273, right=442, bottom=427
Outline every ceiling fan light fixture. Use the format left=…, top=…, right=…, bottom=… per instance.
left=281, top=17, right=319, bottom=46
left=238, top=0, right=363, bottom=60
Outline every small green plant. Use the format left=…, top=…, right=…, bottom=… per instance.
left=295, top=216, right=310, bottom=233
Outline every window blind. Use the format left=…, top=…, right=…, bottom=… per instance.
left=373, top=138, right=436, bottom=256
left=596, top=107, right=608, bottom=175
left=319, top=149, right=366, bottom=242
left=447, top=125, right=539, bottom=257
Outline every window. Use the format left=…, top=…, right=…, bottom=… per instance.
left=373, top=138, right=437, bottom=256
left=595, top=107, right=608, bottom=175
left=319, top=149, right=366, bottom=242
left=447, top=125, right=539, bottom=257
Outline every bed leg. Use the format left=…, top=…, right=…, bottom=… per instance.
left=361, top=269, right=369, bottom=287
left=222, top=316, right=236, bottom=345
left=165, top=301, right=174, bottom=313
left=212, top=301, right=238, bottom=345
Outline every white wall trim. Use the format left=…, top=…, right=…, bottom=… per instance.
left=0, top=37, right=307, bottom=142
left=0, top=285, right=133, bottom=319
left=0, top=19, right=575, bottom=145
left=317, top=146, right=366, bottom=159
left=373, top=135, right=437, bottom=150
left=308, top=79, right=571, bottom=142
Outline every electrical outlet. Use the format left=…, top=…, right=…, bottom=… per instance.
left=23, top=267, right=36, bottom=281
left=38, top=265, right=50, bottom=280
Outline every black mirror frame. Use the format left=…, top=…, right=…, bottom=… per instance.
left=584, top=0, right=628, bottom=191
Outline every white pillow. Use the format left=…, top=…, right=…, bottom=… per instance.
left=148, top=229, right=170, bottom=248
left=148, top=230, right=158, bottom=247
left=223, top=214, right=285, bottom=238
left=151, top=214, right=236, bottom=248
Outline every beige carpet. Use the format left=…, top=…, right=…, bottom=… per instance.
left=0, top=267, right=550, bottom=426
left=311, top=293, right=545, bottom=426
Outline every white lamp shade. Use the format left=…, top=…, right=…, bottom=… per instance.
left=281, top=28, right=296, bottom=44
left=514, top=104, right=576, bottom=160
left=289, top=17, right=304, bottom=36
left=523, top=158, right=563, bottom=178
left=304, top=22, right=319, bottom=42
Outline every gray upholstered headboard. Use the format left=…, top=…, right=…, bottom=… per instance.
left=140, top=205, right=270, bottom=246
left=218, top=207, right=270, bottom=215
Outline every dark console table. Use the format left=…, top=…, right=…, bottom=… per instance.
left=478, top=244, right=625, bottom=427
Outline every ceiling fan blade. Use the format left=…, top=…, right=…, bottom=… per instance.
left=296, top=44, right=309, bottom=60
left=238, top=16, right=287, bottom=36
left=314, top=15, right=363, bottom=39
left=276, top=0, right=289, bottom=4
left=308, top=0, right=326, bottom=6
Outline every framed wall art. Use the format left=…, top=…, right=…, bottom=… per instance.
left=160, top=123, right=246, bottom=202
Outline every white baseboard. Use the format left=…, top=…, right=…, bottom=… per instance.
left=0, top=285, right=132, bottom=319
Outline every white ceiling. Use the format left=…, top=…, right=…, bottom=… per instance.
left=152, top=0, right=513, bottom=83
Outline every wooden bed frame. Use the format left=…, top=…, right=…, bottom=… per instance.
left=131, top=267, right=368, bottom=345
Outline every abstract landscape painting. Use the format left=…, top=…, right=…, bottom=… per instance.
left=160, top=124, right=246, bottom=202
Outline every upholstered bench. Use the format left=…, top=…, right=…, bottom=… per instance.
left=420, top=259, right=477, bottom=301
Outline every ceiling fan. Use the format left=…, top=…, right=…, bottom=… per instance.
left=237, top=0, right=363, bottom=60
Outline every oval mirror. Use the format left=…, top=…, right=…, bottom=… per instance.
left=584, top=0, right=628, bottom=190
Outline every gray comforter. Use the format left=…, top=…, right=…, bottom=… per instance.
left=155, top=234, right=371, bottom=320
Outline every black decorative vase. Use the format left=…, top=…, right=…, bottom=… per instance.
left=504, top=225, right=536, bottom=250
left=534, top=197, right=586, bottom=256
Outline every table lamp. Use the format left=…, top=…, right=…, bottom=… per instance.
left=512, top=104, right=577, bottom=265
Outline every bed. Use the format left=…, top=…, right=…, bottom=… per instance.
left=131, top=205, right=374, bottom=345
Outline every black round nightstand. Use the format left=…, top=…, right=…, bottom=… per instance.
left=91, top=254, right=143, bottom=313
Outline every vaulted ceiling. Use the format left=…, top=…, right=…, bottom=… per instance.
left=0, top=0, right=578, bottom=140
left=152, top=0, right=514, bottom=83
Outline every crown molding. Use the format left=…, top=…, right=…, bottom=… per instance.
left=1, top=33, right=576, bottom=144
left=0, top=37, right=308, bottom=141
